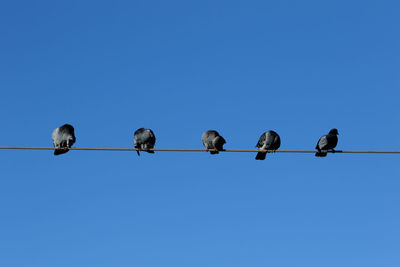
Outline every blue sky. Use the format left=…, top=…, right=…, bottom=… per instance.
left=0, top=1, right=399, bottom=266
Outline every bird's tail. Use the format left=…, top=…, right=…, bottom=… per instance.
left=54, top=148, right=69, bottom=156
left=255, top=152, right=266, bottom=160
left=315, top=151, right=327, bottom=157
left=135, top=145, right=140, bottom=156
left=143, top=144, right=155, bottom=154
left=210, top=150, right=219, bottom=155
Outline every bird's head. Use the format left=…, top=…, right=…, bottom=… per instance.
left=329, top=128, right=339, bottom=135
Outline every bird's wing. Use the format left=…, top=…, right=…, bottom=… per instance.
left=134, top=129, right=145, bottom=146
left=264, top=132, right=275, bottom=148
left=256, top=133, right=266, bottom=148
left=201, top=132, right=209, bottom=145
left=317, top=135, right=328, bottom=150
left=51, top=128, right=59, bottom=146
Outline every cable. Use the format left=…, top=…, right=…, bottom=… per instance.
left=0, top=147, right=399, bottom=154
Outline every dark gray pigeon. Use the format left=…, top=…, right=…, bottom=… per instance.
left=134, top=128, right=156, bottom=156
left=255, top=130, right=281, bottom=160
left=315, top=128, right=339, bottom=157
left=52, top=124, right=76, bottom=156
left=201, top=130, right=226, bottom=154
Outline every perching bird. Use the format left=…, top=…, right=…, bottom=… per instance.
left=255, top=130, right=281, bottom=160
left=201, top=130, right=226, bottom=154
left=315, top=128, right=339, bottom=157
left=134, top=128, right=156, bottom=156
left=52, top=124, right=76, bottom=156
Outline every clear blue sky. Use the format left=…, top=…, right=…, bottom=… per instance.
left=0, top=1, right=399, bottom=266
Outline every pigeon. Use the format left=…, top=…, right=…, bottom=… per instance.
left=315, top=128, right=339, bottom=157
left=255, top=130, right=281, bottom=160
left=201, top=130, right=226, bottom=154
left=134, top=128, right=156, bottom=156
left=52, top=124, right=76, bottom=156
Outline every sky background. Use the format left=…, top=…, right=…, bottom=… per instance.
left=0, top=0, right=399, bottom=266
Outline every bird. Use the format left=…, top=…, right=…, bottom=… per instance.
left=255, top=130, right=281, bottom=160
left=315, top=128, right=339, bottom=157
left=52, top=124, right=76, bottom=156
left=201, top=130, right=226, bottom=154
left=134, top=128, right=156, bottom=156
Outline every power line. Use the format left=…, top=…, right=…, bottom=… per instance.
left=0, top=147, right=399, bottom=154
